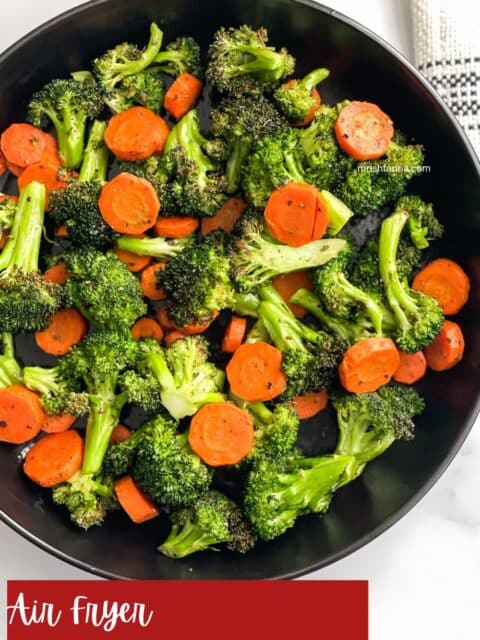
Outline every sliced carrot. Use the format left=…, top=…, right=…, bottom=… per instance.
left=0, top=150, right=6, bottom=175
left=0, top=231, right=9, bottom=251
left=272, top=270, right=313, bottom=318
left=0, top=385, right=46, bottom=444
left=157, top=307, right=176, bottom=331
left=188, top=402, right=255, bottom=466
left=424, top=320, right=465, bottom=372
left=201, top=197, right=247, bottom=235
left=0, top=123, right=48, bottom=168
left=335, top=101, right=394, bottom=161
left=290, top=389, right=328, bottom=419
left=164, top=72, right=204, bottom=120
left=339, top=337, right=400, bottom=394
left=34, top=309, right=88, bottom=356
left=41, top=132, right=62, bottom=166
left=115, top=475, right=159, bottom=524
left=412, top=258, right=470, bottom=316
left=0, top=194, right=18, bottom=203
left=222, top=316, right=247, bottom=353
left=104, top=106, right=170, bottom=161
left=17, top=158, right=66, bottom=209
left=5, top=160, right=23, bottom=177
left=393, top=350, right=427, bottom=385
left=110, top=424, right=132, bottom=443
left=140, top=262, right=166, bottom=300
left=54, top=224, right=70, bottom=238
left=44, top=262, right=69, bottom=285
left=114, top=246, right=153, bottom=272
left=42, top=414, right=77, bottom=434
left=23, top=430, right=83, bottom=488
left=173, top=311, right=219, bottom=335
left=154, top=216, right=199, bottom=238
left=131, top=317, right=164, bottom=341
left=226, top=341, right=287, bottom=402
left=99, top=172, right=160, bottom=234
left=164, top=331, right=186, bottom=347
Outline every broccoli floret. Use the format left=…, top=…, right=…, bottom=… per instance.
left=115, top=234, right=193, bottom=260
left=0, top=196, right=16, bottom=236
left=207, top=25, right=295, bottom=94
left=231, top=214, right=346, bottom=291
left=105, top=70, right=166, bottom=113
left=154, top=36, right=203, bottom=78
left=0, top=182, right=63, bottom=331
left=63, top=249, right=146, bottom=330
left=22, top=365, right=90, bottom=416
left=28, top=79, right=103, bottom=169
left=161, top=110, right=227, bottom=217
left=258, top=284, right=347, bottom=398
left=0, top=333, right=21, bottom=390
left=52, top=471, right=118, bottom=530
left=210, top=94, right=288, bottom=194
left=159, top=490, right=256, bottom=558
left=49, top=121, right=116, bottom=251
left=332, top=384, right=425, bottom=485
left=273, top=67, right=329, bottom=122
left=397, top=194, right=444, bottom=249
left=162, top=232, right=234, bottom=327
left=119, top=154, right=169, bottom=194
left=379, top=200, right=444, bottom=351
left=138, top=336, right=225, bottom=420
left=244, top=454, right=353, bottom=540
left=132, top=414, right=212, bottom=508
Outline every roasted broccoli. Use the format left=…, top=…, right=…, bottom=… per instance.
left=398, top=194, right=444, bottom=249
left=22, top=365, right=90, bottom=416
left=0, top=333, right=21, bottom=390
left=0, top=196, right=16, bottom=237
left=115, top=233, right=192, bottom=260
left=273, top=67, right=329, bottom=122
left=105, top=70, right=166, bottom=113
left=154, top=36, right=203, bottom=78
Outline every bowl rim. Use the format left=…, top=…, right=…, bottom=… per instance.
left=0, top=0, right=479, bottom=581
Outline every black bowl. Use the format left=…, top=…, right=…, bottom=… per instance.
left=0, top=0, right=479, bottom=580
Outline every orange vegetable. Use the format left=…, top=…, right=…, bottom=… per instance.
left=17, top=158, right=66, bottom=209
left=339, top=337, right=400, bottom=394
left=5, top=160, right=23, bottom=177
left=226, top=341, right=287, bottom=402
left=173, top=312, right=219, bottom=335
left=188, top=402, right=255, bottom=466
left=157, top=307, right=176, bottom=331
left=0, top=150, right=6, bottom=175
left=35, top=309, right=88, bottom=356
left=0, top=385, right=46, bottom=444
left=424, top=320, right=465, bottom=371
left=335, top=101, right=394, bottom=161
left=154, top=216, right=199, bottom=238
left=131, top=317, right=164, bottom=341
left=0, top=231, right=9, bottom=251
left=114, top=246, right=152, bottom=272
left=54, top=224, right=70, bottom=238
left=222, top=316, right=247, bottom=353
left=115, top=475, right=159, bottom=524
left=104, top=106, right=170, bottom=160
left=42, top=414, right=77, bottom=434
left=0, top=123, right=48, bottom=168
left=110, top=424, right=133, bottom=443
left=272, top=270, right=313, bottom=318
left=290, top=389, right=328, bottom=419
left=99, top=172, right=160, bottom=234
left=164, top=72, right=203, bottom=120
left=23, top=430, right=84, bottom=488
left=164, top=331, right=186, bottom=347
left=44, top=263, right=69, bottom=285
left=393, top=350, right=427, bottom=385
left=201, top=197, right=247, bottom=235
left=140, top=262, right=166, bottom=300
left=412, top=258, right=470, bottom=316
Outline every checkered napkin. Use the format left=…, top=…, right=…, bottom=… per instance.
left=411, top=0, right=480, bottom=155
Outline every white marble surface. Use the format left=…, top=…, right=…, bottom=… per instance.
left=0, top=1, right=479, bottom=638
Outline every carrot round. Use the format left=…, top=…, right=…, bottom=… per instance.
left=154, top=216, right=199, bottom=238
left=222, top=316, right=247, bottom=353
left=0, top=385, right=46, bottom=444
left=17, top=159, right=66, bottom=209
left=412, top=258, right=470, bottom=316
left=157, top=307, right=176, bottom=331
left=0, top=231, right=9, bottom=251
left=35, top=309, right=88, bottom=356
left=104, top=106, right=170, bottom=160
left=393, top=350, right=427, bottom=385
left=115, top=475, right=159, bottom=524
left=201, top=197, right=247, bottom=236
left=42, top=414, right=77, bottom=434
left=140, top=262, right=166, bottom=300
left=54, top=223, right=70, bottom=238
left=424, top=320, right=465, bottom=372
left=110, top=424, right=133, bottom=443
left=23, top=430, right=83, bottom=488
left=5, top=160, right=23, bottom=177
left=272, top=270, right=313, bottom=318
left=0, top=123, right=48, bottom=168
left=131, top=317, right=164, bottom=341
left=99, top=172, right=160, bottom=234
left=335, top=101, right=394, bottom=161
left=44, top=262, right=69, bottom=285
left=339, top=337, right=400, bottom=394
left=188, top=402, right=255, bottom=466
left=114, top=246, right=153, bottom=272
left=173, top=311, right=219, bottom=335
left=41, top=132, right=62, bottom=166
left=164, top=331, right=186, bottom=347
left=164, top=72, right=204, bottom=120
left=290, top=389, right=328, bottom=419
left=0, top=150, right=6, bottom=175
left=0, top=194, right=18, bottom=203
left=226, top=341, right=287, bottom=402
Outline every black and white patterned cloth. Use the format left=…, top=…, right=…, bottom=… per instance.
left=411, top=0, right=480, bottom=154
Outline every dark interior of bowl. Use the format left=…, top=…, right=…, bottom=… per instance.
left=0, top=0, right=479, bottom=580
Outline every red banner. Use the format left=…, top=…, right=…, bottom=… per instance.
left=6, top=579, right=368, bottom=639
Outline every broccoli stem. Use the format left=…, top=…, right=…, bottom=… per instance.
left=258, top=301, right=306, bottom=351
left=320, top=190, right=354, bottom=236
left=232, top=292, right=260, bottom=318
left=159, top=521, right=221, bottom=559
left=0, top=333, right=21, bottom=389
left=22, top=366, right=59, bottom=395
left=334, top=273, right=384, bottom=335
left=116, top=235, right=189, bottom=259
left=233, top=48, right=285, bottom=80
left=244, top=319, right=269, bottom=344
left=226, top=139, right=250, bottom=194
left=0, top=182, right=46, bottom=273
left=111, top=23, right=164, bottom=87
left=300, top=67, right=330, bottom=92
left=78, top=120, right=109, bottom=183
